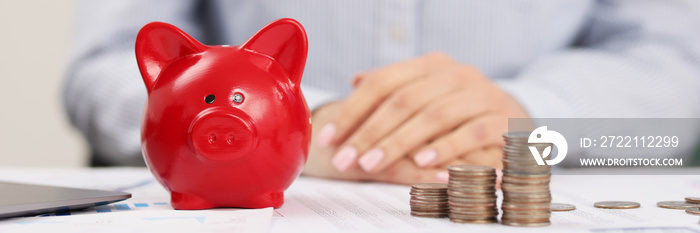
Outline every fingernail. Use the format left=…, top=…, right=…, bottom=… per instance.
left=317, top=123, right=336, bottom=147
left=435, top=171, right=449, bottom=183
left=332, top=146, right=357, bottom=171
left=359, top=148, right=385, bottom=172
left=413, top=149, right=437, bottom=167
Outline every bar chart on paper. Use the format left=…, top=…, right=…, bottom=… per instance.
left=0, top=168, right=274, bottom=233
left=42, top=201, right=172, bottom=217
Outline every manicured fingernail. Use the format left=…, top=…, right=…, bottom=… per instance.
left=413, top=149, right=437, bottom=167
left=317, top=123, right=336, bottom=147
left=332, top=146, right=357, bottom=171
left=359, top=148, right=385, bottom=172
left=435, top=171, right=449, bottom=183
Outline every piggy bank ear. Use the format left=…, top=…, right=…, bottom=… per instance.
left=135, top=22, right=206, bottom=93
left=241, top=18, right=308, bottom=88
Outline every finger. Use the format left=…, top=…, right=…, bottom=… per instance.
left=365, top=157, right=450, bottom=185
left=326, top=149, right=502, bottom=185
left=344, top=71, right=464, bottom=161
left=358, top=87, right=491, bottom=173
left=350, top=52, right=453, bottom=88
left=412, top=114, right=506, bottom=168
left=317, top=52, right=455, bottom=148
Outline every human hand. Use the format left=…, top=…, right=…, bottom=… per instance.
left=302, top=101, right=503, bottom=185
left=316, top=52, right=529, bottom=173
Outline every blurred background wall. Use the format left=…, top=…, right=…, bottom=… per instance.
left=1, top=1, right=699, bottom=167
left=0, top=0, right=87, bottom=167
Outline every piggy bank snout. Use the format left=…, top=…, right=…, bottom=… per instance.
left=189, top=110, right=257, bottom=162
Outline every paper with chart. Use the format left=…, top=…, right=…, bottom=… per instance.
left=266, top=175, right=700, bottom=232
left=1, top=168, right=700, bottom=232
left=0, top=168, right=272, bottom=233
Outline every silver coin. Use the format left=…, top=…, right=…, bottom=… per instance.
left=410, top=195, right=448, bottom=200
left=502, top=177, right=550, bottom=184
left=410, top=199, right=448, bottom=204
left=502, top=213, right=551, bottom=220
left=503, top=192, right=552, bottom=198
left=410, top=188, right=448, bottom=193
left=409, top=191, right=448, bottom=196
left=410, top=212, right=449, bottom=218
left=448, top=165, right=495, bottom=173
left=550, top=203, right=576, bottom=211
left=449, top=198, right=498, bottom=205
left=409, top=193, right=448, bottom=198
left=686, top=197, right=700, bottom=204
left=503, top=199, right=552, bottom=205
left=450, top=218, right=498, bottom=224
left=447, top=183, right=496, bottom=189
left=410, top=187, right=448, bottom=192
left=449, top=200, right=498, bottom=206
left=410, top=204, right=450, bottom=210
left=449, top=212, right=499, bottom=219
left=448, top=192, right=498, bottom=198
left=447, top=187, right=496, bottom=192
left=411, top=208, right=450, bottom=213
left=501, top=220, right=551, bottom=227
left=656, top=201, right=700, bottom=210
left=686, top=207, right=700, bottom=215
left=448, top=174, right=497, bottom=180
left=594, top=201, right=640, bottom=209
left=503, top=198, right=552, bottom=204
left=411, top=183, right=448, bottom=190
left=502, top=204, right=551, bottom=211
left=447, top=178, right=496, bottom=184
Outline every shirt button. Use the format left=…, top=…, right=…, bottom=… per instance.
left=390, top=24, right=405, bottom=43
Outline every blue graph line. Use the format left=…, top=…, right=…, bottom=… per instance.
left=95, top=206, right=112, bottom=213
left=134, top=203, right=149, bottom=207
left=114, top=204, right=131, bottom=210
left=17, top=220, right=66, bottom=225
left=114, top=178, right=156, bottom=191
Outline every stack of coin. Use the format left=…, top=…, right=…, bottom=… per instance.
left=501, top=132, right=553, bottom=227
left=410, top=183, right=449, bottom=218
left=447, top=165, right=499, bottom=224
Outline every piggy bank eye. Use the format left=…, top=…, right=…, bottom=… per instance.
left=232, top=93, right=244, bottom=103
left=205, top=94, right=215, bottom=104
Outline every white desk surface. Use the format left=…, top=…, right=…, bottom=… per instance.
left=0, top=167, right=699, bottom=233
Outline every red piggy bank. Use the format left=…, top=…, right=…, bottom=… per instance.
left=135, top=19, right=311, bottom=209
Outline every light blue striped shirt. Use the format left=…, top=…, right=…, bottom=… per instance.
left=64, top=0, right=700, bottom=165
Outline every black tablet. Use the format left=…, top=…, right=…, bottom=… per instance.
left=0, top=181, right=131, bottom=219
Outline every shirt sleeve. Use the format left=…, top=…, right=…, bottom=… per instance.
left=63, top=0, right=202, bottom=166
left=496, top=0, right=700, bottom=161
left=63, top=0, right=340, bottom=165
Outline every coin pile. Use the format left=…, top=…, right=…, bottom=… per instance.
left=447, top=165, right=499, bottom=224
left=501, top=132, right=553, bottom=227
left=409, top=183, right=449, bottom=218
